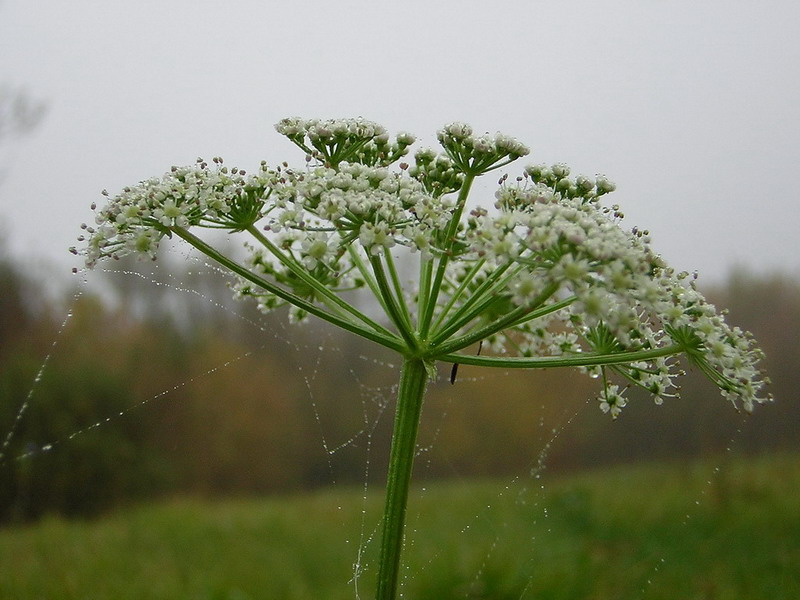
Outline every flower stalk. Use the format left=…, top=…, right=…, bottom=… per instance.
left=376, top=357, right=429, bottom=600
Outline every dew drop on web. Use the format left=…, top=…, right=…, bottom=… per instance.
left=1, top=245, right=757, bottom=598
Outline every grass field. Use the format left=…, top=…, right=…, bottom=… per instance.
left=1, top=453, right=798, bottom=599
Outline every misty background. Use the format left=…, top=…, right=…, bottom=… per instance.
left=1, top=0, right=799, bottom=523
left=1, top=0, right=799, bottom=280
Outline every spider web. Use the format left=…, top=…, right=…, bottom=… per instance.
left=0, top=242, right=752, bottom=599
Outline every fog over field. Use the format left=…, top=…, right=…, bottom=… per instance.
left=1, top=0, right=798, bottom=281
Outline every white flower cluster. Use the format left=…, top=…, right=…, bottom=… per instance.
left=276, top=116, right=386, bottom=142
left=72, top=158, right=276, bottom=267
left=437, top=122, right=530, bottom=174
left=276, top=117, right=415, bottom=168
left=270, top=162, right=450, bottom=249
left=461, top=175, right=768, bottom=415
left=77, top=117, right=769, bottom=417
left=233, top=162, right=454, bottom=318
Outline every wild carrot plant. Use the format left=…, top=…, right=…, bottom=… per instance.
left=75, top=118, right=769, bottom=599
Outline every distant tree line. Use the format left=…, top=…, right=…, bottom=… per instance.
left=1, top=244, right=797, bottom=523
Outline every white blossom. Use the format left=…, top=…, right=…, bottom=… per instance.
left=78, top=118, right=770, bottom=417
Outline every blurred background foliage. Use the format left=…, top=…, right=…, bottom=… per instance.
left=0, top=242, right=798, bottom=524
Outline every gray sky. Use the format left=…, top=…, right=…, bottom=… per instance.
left=1, top=0, right=799, bottom=282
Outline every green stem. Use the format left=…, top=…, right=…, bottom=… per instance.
left=369, top=254, right=418, bottom=351
left=416, top=255, right=434, bottom=330
left=376, top=358, right=429, bottom=600
left=246, top=225, right=393, bottom=338
left=348, top=245, right=386, bottom=307
left=433, top=281, right=561, bottom=355
left=508, top=295, right=577, bottom=328
left=418, top=174, right=476, bottom=338
left=383, top=248, right=413, bottom=329
left=430, top=261, right=519, bottom=345
left=170, top=226, right=405, bottom=353
left=428, top=257, right=487, bottom=334
left=438, top=343, right=685, bottom=369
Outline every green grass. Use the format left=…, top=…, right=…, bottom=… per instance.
left=1, top=454, right=798, bottom=599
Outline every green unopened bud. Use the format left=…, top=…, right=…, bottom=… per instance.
left=551, top=163, right=570, bottom=178
left=595, top=175, right=616, bottom=195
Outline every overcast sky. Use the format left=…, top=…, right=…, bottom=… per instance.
left=1, top=0, right=798, bottom=283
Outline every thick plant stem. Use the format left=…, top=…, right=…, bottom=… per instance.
left=376, top=357, right=429, bottom=600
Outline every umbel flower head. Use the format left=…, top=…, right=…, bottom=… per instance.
left=74, top=118, right=770, bottom=417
